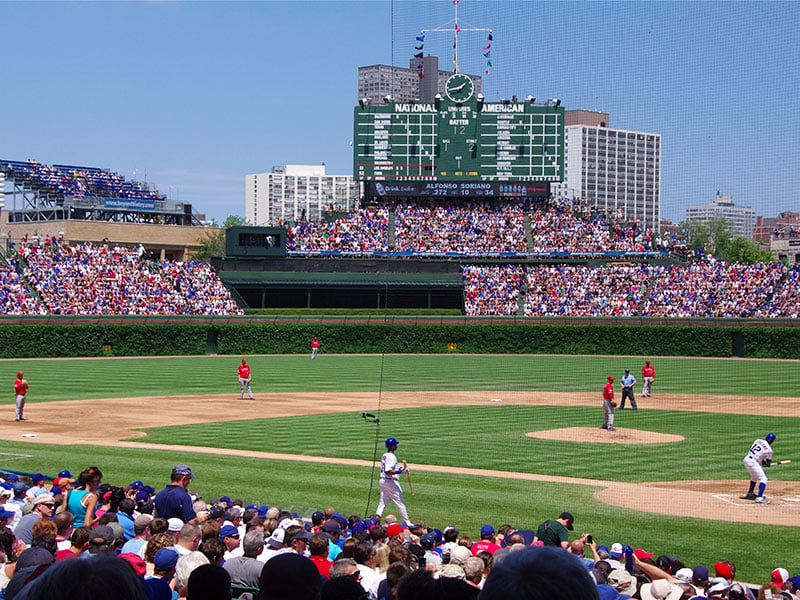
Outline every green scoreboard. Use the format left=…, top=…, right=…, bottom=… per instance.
left=354, top=90, right=564, bottom=183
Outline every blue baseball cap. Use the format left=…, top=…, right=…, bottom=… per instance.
left=480, top=525, right=495, bottom=537
left=58, top=470, right=73, bottom=479
left=219, top=525, right=239, bottom=539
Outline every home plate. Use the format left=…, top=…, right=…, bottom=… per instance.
left=490, top=398, right=503, bottom=403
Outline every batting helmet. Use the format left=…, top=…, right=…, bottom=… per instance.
left=766, top=432, right=776, bottom=444
left=385, top=437, right=399, bottom=449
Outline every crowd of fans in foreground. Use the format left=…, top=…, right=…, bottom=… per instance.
left=462, top=262, right=800, bottom=318
left=4, top=242, right=242, bottom=316
left=0, top=468, right=791, bottom=600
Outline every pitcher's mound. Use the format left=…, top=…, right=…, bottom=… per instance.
left=526, top=427, right=684, bottom=444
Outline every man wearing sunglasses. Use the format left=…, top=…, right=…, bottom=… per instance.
left=12, top=493, right=56, bottom=545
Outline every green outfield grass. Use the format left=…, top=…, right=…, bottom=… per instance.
left=0, top=353, right=797, bottom=581
left=2, top=353, right=799, bottom=402
left=133, top=405, right=799, bottom=483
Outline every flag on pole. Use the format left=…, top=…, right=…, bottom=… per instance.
left=482, top=43, right=491, bottom=50
left=416, top=34, right=425, bottom=42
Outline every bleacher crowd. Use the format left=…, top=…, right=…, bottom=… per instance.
left=6, top=243, right=242, bottom=316
left=1, top=160, right=165, bottom=201
left=0, top=467, right=791, bottom=600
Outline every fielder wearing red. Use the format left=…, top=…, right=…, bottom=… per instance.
left=14, top=372, right=28, bottom=421
left=311, top=337, right=320, bottom=360
left=601, top=376, right=615, bottom=431
left=642, top=360, right=655, bottom=397
left=238, top=359, right=254, bottom=400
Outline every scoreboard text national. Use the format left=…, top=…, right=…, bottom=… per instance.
left=354, top=96, right=564, bottom=183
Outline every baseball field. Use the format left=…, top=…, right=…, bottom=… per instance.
left=0, top=353, right=797, bottom=581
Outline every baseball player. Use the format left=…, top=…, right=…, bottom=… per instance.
left=620, top=369, right=637, bottom=410
left=376, top=437, right=411, bottom=525
left=601, top=376, right=616, bottom=431
left=743, top=432, right=775, bottom=504
left=13, top=371, right=28, bottom=422
left=311, top=336, right=320, bottom=360
left=642, top=360, right=655, bottom=397
left=237, top=359, right=254, bottom=400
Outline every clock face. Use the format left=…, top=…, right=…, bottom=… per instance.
left=445, top=73, right=474, bottom=103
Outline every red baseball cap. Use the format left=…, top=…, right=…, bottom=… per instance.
left=16, top=372, right=22, bottom=378
left=633, top=548, right=654, bottom=560
left=241, top=359, right=246, bottom=364
left=714, top=561, right=733, bottom=579
left=607, top=376, right=614, bottom=382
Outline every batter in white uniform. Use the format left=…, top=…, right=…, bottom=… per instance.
left=376, top=437, right=411, bottom=525
left=743, top=432, right=775, bottom=504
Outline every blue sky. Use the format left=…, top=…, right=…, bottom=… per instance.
left=1, top=1, right=798, bottom=224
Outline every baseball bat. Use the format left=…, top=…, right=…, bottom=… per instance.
left=775, top=460, right=791, bottom=465
left=403, top=460, right=414, bottom=496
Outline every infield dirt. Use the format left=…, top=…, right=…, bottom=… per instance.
left=2, top=390, right=797, bottom=526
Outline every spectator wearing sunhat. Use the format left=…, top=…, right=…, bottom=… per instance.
left=13, top=493, right=56, bottom=545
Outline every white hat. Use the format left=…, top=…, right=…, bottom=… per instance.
left=675, top=568, right=694, bottom=583
left=167, top=517, right=184, bottom=532
left=641, top=579, right=683, bottom=600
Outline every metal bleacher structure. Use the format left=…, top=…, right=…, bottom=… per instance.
left=0, top=159, right=201, bottom=226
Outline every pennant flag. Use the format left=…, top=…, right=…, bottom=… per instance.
left=414, top=52, right=423, bottom=58
left=453, top=0, right=459, bottom=4
left=415, top=44, right=423, bottom=50
left=482, top=43, right=491, bottom=50
left=483, top=51, right=490, bottom=58
left=418, top=71, right=424, bottom=78
left=455, top=23, right=460, bottom=32
left=487, top=60, right=492, bottom=67
left=488, top=33, right=493, bottom=41
left=485, top=68, right=490, bottom=75
left=416, top=34, right=425, bottom=42
left=417, top=62, right=424, bottom=70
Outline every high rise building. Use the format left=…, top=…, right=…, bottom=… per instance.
left=553, top=111, right=662, bottom=233
left=245, top=165, right=358, bottom=225
left=358, top=56, right=482, bottom=104
left=685, top=193, right=756, bottom=240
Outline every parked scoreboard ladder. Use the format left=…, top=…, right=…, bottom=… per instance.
left=354, top=98, right=564, bottom=182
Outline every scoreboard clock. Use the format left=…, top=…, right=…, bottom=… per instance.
left=353, top=96, right=564, bottom=182
left=444, top=73, right=475, bottom=103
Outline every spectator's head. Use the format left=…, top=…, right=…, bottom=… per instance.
left=87, top=525, right=115, bottom=556
left=170, top=465, right=195, bottom=489
left=241, top=529, right=264, bottom=558
left=186, top=564, right=231, bottom=600
left=219, top=525, right=240, bottom=552
left=8, top=555, right=147, bottom=600
left=197, top=538, right=226, bottom=566
left=259, top=553, right=322, bottom=600
left=77, top=467, right=103, bottom=490
left=174, top=551, right=210, bottom=598
left=53, top=511, right=74, bottom=538
left=32, top=494, right=56, bottom=519
left=309, top=532, right=329, bottom=558
left=480, top=546, right=598, bottom=600
left=328, top=558, right=360, bottom=581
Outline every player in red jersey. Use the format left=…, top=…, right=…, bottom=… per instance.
left=601, top=376, right=615, bottom=431
left=642, top=360, right=655, bottom=397
left=14, top=372, right=29, bottom=421
left=238, top=359, right=254, bottom=400
left=311, top=337, right=320, bottom=360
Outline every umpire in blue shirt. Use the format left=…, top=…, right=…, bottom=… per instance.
left=620, top=369, right=637, bottom=410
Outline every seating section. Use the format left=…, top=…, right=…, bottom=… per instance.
left=11, top=243, right=242, bottom=316
left=1, top=159, right=165, bottom=200
left=285, top=207, right=389, bottom=252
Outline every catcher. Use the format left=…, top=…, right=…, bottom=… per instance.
left=14, top=371, right=28, bottom=421
left=601, top=375, right=616, bottom=431
left=238, top=359, right=254, bottom=400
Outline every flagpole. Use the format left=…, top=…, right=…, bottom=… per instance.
left=453, top=0, right=459, bottom=73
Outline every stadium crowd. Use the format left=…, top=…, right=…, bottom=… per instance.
left=461, top=262, right=800, bottom=318
left=285, top=208, right=389, bottom=253
left=9, top=243, right=242, bottom=316
left=0, top=468, right=789, bottom=600
left=393, top=201, right=526, bottom=254
left=1, top=160, right=164, bottom=201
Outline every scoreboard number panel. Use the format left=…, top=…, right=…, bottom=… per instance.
left=354, top=97, right=564, bottom=182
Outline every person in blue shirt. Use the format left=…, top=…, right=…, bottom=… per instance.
left=620, top=369, right=638, bottom=410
